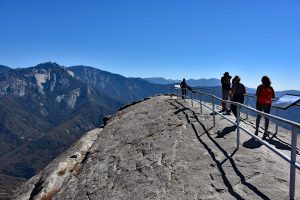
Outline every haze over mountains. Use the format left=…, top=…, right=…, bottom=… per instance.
left=144, top=77, right=220, bottom=87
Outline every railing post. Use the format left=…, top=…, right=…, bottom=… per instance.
left=200, top=93, right=203, bottom=114
left=275, top=108, right=279, bottom=136
left=246, top=95, right=249, bottom=119
left=212, top=96, right=215, bottom=127
left=191, top=92, right=194, bottom=107
left=236, top=104, right=240, bottom=149
left=289, top=126, right=298, bottom=200
left=176, top=87, right=178, bottom=98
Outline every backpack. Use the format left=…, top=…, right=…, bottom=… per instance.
left=258, top=86, right=273, bottom=105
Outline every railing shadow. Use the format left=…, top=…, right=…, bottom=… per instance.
left=166, top=98, right=270, bottom=200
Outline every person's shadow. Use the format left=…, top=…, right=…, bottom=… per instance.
left=216, top=125, right=237, bottom=138
left=243, top=137, right=263, bottom=149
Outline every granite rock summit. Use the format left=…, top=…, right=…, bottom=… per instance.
left=14, top=95, right=300, bottom=200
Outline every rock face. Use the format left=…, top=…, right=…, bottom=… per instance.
left=14, top=95, right=300, bottom=199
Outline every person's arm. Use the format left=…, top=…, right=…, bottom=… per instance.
left=256, top=85, right=262, bottom=96
left=221, top=77, right=225, bottom=85
left=271, top=87, right=275, bottom=98
left=231, top=85, right=236, bottom=97
left=243, top=85, right=246, bottom=94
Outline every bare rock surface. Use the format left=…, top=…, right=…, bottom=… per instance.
left=14, top=95, right=300, bottom=200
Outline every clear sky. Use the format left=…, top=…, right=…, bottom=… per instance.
left=0, top=0, right=299, bottom=91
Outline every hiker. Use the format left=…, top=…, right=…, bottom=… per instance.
left=230, top=76, right=246, bottom=119
left=180, top=78, right=188, bottom=99
left=225, top=76, right=238, bottom=114
left=221, top=72, right=232, bottom=112
left=255, top=76, right=275, bottom=139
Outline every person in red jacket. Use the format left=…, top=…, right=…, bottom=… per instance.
left=255, top=76, right=275, bottom=139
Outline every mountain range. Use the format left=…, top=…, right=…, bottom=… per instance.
left=144, top=77, right=220, bottom=87
left=0, top=65, right=12, bottom=74
left=0, top=62, right=170, bottom=190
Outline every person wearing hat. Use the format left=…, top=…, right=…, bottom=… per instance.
left=221, top=72, right=232, bottom=112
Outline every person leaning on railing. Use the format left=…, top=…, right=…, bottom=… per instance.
left=254, top=76, right=275, bottom=139
left=221, top=72, right=232, bottom=112
left=180, top=78, right=188, bottom=99
left=230, top=76, right=246, bottom=120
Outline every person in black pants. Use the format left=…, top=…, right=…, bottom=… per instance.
left=180, top=78, right=187, bottom=99
left=231, top=76, right=246, bottom=120
left=221, top=72, right=232, bottom=112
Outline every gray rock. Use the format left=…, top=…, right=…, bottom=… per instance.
left=14, top=95, right=300, bottom=200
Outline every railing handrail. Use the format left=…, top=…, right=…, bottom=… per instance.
left=193, top=87, right=300, bottom=107
left=244, top=93, right=300, bottom=107
left=190, top=89, right=300, bottom=130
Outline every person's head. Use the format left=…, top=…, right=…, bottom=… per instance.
left=233, top=76, right=240, bottom=83
left=183, top=78, right=186, bottom=81
left=261, top=76, right=271, bottom=87
left=224, top=72, right=230, bottom=76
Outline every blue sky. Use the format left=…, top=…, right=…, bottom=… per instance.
left=0, top=0, right=299, bottom=90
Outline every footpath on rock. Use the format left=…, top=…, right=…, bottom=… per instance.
left=15, top=95, right=300, bottom=200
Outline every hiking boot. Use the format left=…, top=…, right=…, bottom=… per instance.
left=262, top=133, right=268, bottom=140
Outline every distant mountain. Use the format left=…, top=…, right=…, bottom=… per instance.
left=0, top=62, right=171, bottom=186
left=144, top=77, right=180, bottom=85
left=186, top=78, right=221, bottom=87
left=0, top=62, right=123, bottom=179
left=144, top=77, right=220, bottom=87
left=69, top=66, right=170, bottom=104
left=0, top=65, right=12, bottom=74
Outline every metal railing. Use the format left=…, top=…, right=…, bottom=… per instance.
left=244, top=93, right=300, bottom=135
left=171, top=86, right=300, bottom=200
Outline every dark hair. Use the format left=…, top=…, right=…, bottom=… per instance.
left=233, top=75, right=240, bottom=83
left=261, top=76, right=271, bottom=87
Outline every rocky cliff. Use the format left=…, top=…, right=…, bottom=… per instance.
left=14, top=95, right=300, bottom=200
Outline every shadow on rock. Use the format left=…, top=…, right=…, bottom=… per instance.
left=174, top=107, right=188, bottom=115
left=243, top=138, right=263, bottom=149
left=265, top=137, right=291, bottom=151
left=166, top=99, right=270, bottom=200
left=216, top=125, right=237, bottom=138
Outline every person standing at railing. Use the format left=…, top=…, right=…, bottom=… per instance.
left=231, top=76, right=246, bottom=120
left=180, top=78, right=188, bottom=99
left=221, top=72, right=232, bottom=112
left=255, top=76, right=275, bottom=139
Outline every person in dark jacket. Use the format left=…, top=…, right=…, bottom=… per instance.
left=180, top=78, right=188, bottom=99
left=255, top=76, right=275, bottom=139
left=221, top=72, right=232, bottom=112
left=230, top=76, right=246, bottom=119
